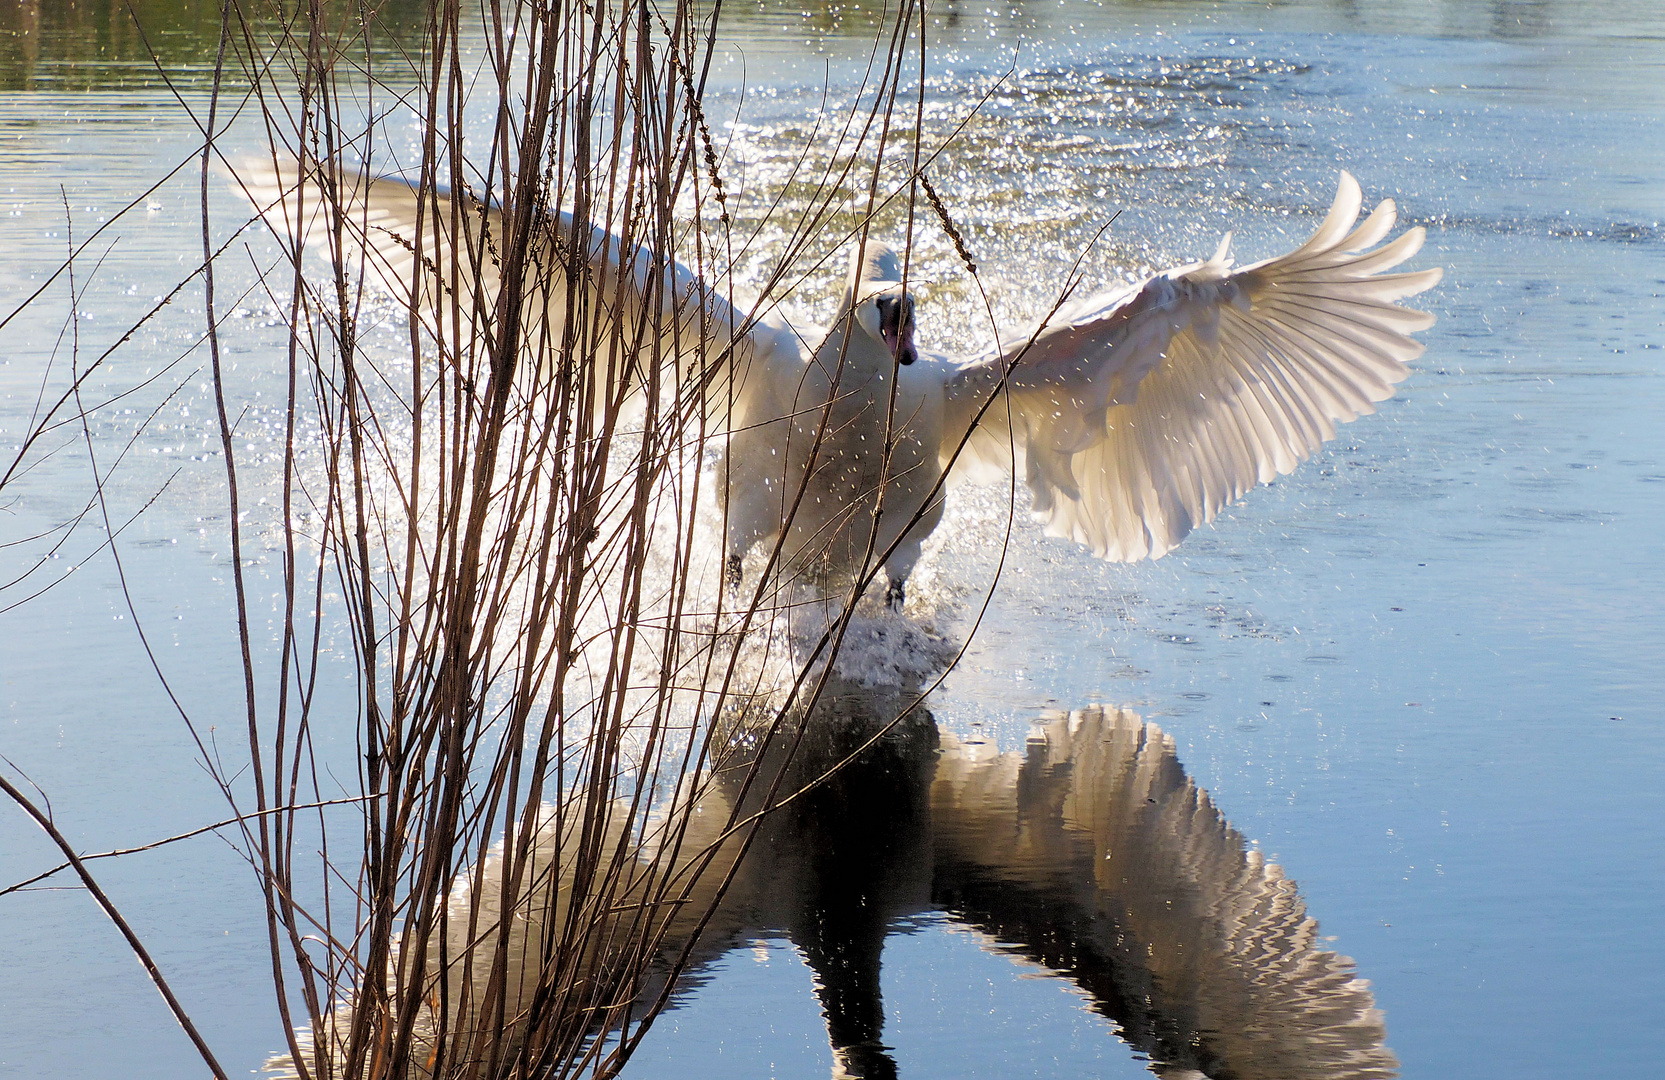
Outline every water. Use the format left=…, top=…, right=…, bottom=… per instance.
left=3, top=2, right=1663, bottom=1078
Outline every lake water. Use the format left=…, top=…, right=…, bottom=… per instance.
left=2, top=2, right=1662, bottom=1078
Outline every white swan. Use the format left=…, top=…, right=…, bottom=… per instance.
left=243, top=167, right=1440, bottom=606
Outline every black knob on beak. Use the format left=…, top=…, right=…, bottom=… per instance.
left=876, top=294, right=917, bottom=365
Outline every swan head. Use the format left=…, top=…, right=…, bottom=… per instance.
left=845, top=242, right=918, bottom=366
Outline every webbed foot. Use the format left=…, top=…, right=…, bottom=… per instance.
left=884, top=577, right=906, bottom=612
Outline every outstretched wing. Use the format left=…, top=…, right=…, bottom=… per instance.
left=236, top=158, right=801, bottom=412
left=943, top=173, right=1442, bottom=561
left=237, top=160, right=513, bottom=335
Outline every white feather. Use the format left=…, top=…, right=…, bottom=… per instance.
left=942, top=171, right=1443, bottom=561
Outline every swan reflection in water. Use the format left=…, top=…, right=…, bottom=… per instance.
left=662, top=687, right=1397, bottom=1080
left=270, top=689, right=1394, bottom=1080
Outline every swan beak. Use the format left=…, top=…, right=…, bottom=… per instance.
left=876, top=293, right=917, bottom=365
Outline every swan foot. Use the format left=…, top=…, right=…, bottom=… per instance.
left=884, top=577, right=906, bottom=612
left=726, top=553, right=744, bottom=593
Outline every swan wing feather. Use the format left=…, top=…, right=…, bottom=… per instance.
left=238, top=158, right=799, bottom=414
left=943, top=172, right=1442, bottom=561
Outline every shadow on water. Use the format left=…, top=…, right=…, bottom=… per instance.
left=675, top=684, right=1396, bottom=1080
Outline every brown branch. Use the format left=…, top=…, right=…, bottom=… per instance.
left=0, top=769, right=230, bottom=1080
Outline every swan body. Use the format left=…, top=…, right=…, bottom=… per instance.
left=243, top=166, right=1441, bottom=604
left=718, top=244, right=947, bottom=601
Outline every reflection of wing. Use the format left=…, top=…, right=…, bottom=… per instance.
left=931, top=705, right=1397, bottom=1080
left=268, top=692, right=1395, bottom=1080
left=237, top=159, right=803, bottom=414
left=944, top=173, right=1441, bottom=561
left=264, top=792, right=757, bottom=1080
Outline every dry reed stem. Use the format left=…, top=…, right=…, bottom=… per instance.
left=218, top=3, right=977, bottom=1079
left=3, top=2, right=1028, bottom=1077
